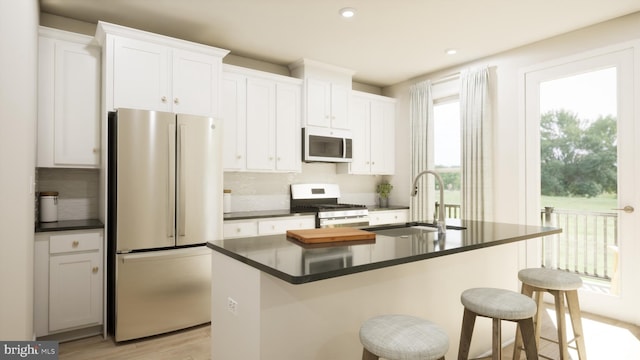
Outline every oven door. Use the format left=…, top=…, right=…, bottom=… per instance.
left=318, top=215, right=369, bottom=228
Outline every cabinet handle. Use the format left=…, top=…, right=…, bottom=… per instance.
left=237, top=155, right=242, bottom=159
left=269, top=156, right=274, bottom=161
left=174, top=98, right=180, bottom=105
left=236, top=228, right=241, bottom=233
left=92, top=148, right=99, bottom=154
left=92, top=267, right=99, bottom=274
left=72, top=240, right=79, bottom=248
left=161, top=96, right=167, bottom=103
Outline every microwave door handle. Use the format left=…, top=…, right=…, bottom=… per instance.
left=342, top=138, right=346, bottom=158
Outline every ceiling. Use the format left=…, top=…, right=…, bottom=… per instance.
left=40, top=0, right=640, bottom=87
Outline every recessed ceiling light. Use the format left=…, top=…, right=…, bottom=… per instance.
left=445, top=48, right=458, bottom=55
left=339, top=7, right=356, bottom=18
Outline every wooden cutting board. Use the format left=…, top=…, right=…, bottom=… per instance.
left=286, top=227, right=376, bottom=244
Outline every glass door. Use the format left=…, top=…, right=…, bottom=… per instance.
left=524, top=46, right=639, bottom=323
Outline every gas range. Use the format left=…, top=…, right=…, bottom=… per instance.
left=290, top=184, right=369, bottom=228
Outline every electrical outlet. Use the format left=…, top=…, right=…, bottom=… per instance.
left=227, top=297, right=238, bottom=315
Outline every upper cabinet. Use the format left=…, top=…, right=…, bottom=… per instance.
left=95, top=21, right=229, bottom=117
left=222, top=65, right=302, bottom=172
left=37, top=27, right=101, bottom=168
left=338, top=91, right=396, bottom=175
left=289, top=58, right=354, bottom=130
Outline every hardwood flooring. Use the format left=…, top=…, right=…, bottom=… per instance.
left=58, top=306, right=640, bottom=359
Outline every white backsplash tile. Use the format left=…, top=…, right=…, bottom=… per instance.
left=224, top=163, right=384, bottom=212
left=36, top=168, right=99, bottom=221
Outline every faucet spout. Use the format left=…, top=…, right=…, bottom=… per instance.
left=411, top=169, right=446, bottom=234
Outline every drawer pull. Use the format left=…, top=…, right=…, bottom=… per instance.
left=92, top=266, right=99, bottom=274
left=72, top=241, right=79, bottom=248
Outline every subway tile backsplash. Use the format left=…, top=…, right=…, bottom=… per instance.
left=36, top=168, right=99, bottom=221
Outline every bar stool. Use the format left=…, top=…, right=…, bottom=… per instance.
left=359, top=314, right=449, bottom=360
left=513, top=268, right=587, bottom=360
left=458, top=288, right=538, bottom=360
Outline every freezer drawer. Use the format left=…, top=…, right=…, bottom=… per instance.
left=115, top=246, right=212, bottom=342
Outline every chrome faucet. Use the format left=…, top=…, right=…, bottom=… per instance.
left=411, top=170, right=446, bottom=234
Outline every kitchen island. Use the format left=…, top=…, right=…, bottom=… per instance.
left=207, top=220, right=561, bottom=359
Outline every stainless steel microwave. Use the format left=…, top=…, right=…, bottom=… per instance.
left=302, top=127, right=353, bottom=163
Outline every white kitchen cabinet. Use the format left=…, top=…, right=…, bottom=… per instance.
left=305, top=78, right=350, bottom=129
left=258, top=216, right=315, bottom=235
left=222, top=65, right=302, bottom=172
left=223, top=215, right=315, bottom=238
left=289, top=58, right=354, bottom=130
left=338, top=91, right=396, bottom=175
left=34, top=229, right=104, bottom=338
left=223, top=220, right=258, bottom=239
left=37, top=27, right=101, bottom=168
left=369, top=209, right=409, bottom=226
left=96, top=21, right=229, bottom=117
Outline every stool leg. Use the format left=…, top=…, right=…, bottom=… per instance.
left=518, top=317, right=539, bottom=360
left=551, top=290, right=570, bottom=360
left=362, top=348, right=379, bottom=360
left=533, top=289, right=544, bottom=351
left=492, top=317, right=501, bottom=360
left=458, top=308, right=477, bottom=360
left=566, top=290, right=587, bottom=360
left=513, top=284, right=536, bottom=360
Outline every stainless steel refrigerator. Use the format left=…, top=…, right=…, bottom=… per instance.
left=107, top=108, right=222, bottom=342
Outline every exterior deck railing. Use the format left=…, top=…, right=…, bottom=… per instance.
left=540, top=207, right=618, bottom=281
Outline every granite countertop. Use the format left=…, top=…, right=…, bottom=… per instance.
left=207, top=219, right=561, bottom=285
left=35, top=219, right=104, bottom=233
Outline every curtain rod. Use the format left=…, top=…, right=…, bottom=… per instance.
left=432, top=72, right=460, bottom=85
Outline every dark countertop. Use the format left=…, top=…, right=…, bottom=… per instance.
left=207, top=219, right=561, bottom=285
left=222, top=206, right=409, bottom=221
left=35, top=219, right=104, bottom=233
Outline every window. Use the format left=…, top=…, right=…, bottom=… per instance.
left=433, top=99, right=461, bottom=214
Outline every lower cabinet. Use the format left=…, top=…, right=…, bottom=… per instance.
left=35, top=229, right=104, bottom=338
left=223, top=215, right=315, bottom=239
left=369, top=209, right=409, bottom=226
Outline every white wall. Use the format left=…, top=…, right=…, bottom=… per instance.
left=0, top=0, right=38, bottom=340
left=385, top=11, right=640, bottom=224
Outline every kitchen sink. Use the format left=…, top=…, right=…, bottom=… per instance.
left=368, top=222, right=466, bottom=238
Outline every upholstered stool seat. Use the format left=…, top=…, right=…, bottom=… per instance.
left=359, top=314, right=449, bottom=360
left=458, top=288, right=538, bottom=360
left=513, top=268, right=586, bottom=360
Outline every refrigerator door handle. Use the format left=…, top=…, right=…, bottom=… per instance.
left=168, top=123, right=176, bottom=239
left=178, top=123, right=186, bottom=237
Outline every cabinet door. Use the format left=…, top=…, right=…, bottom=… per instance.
left=370, top=101, right=395, bottom=175
left=173, top=49, right=220, bottom=116
left=348, top=96, right=371, bottom=174
left=305, top=78, right=331, bottom=127
left=53, top=41, right=101, bottom=167
left=49, top=251, right=102, bottom=332
left=113, top=36, right=170, bottom=112
left=275, top=82, right=301, bottom=172
left=330, top=83, right=350, bottom=130
left=222, top=73, right=247, bottom=170
left=245, top=77, right=276, bottom=171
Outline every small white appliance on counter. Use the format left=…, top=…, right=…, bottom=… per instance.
left=107, top=108, right=222, bottom=342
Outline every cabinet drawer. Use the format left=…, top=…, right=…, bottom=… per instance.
left=369, top=210, right=409, bottom=226
left=223, top=220, right=258, bottom=239
left=50, top=232, right=102, bottom=254
left=258, top=216, right=315, bottom=236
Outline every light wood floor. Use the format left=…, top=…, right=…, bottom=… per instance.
left=59, top=306, right=640, bottom=359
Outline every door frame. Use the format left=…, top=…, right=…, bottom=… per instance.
left=519, top=41, right=640, bottom=324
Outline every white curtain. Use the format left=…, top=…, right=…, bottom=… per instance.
left=460, top=67, right=493, bottom=221
left=409, top=80, right=433, bottom=221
